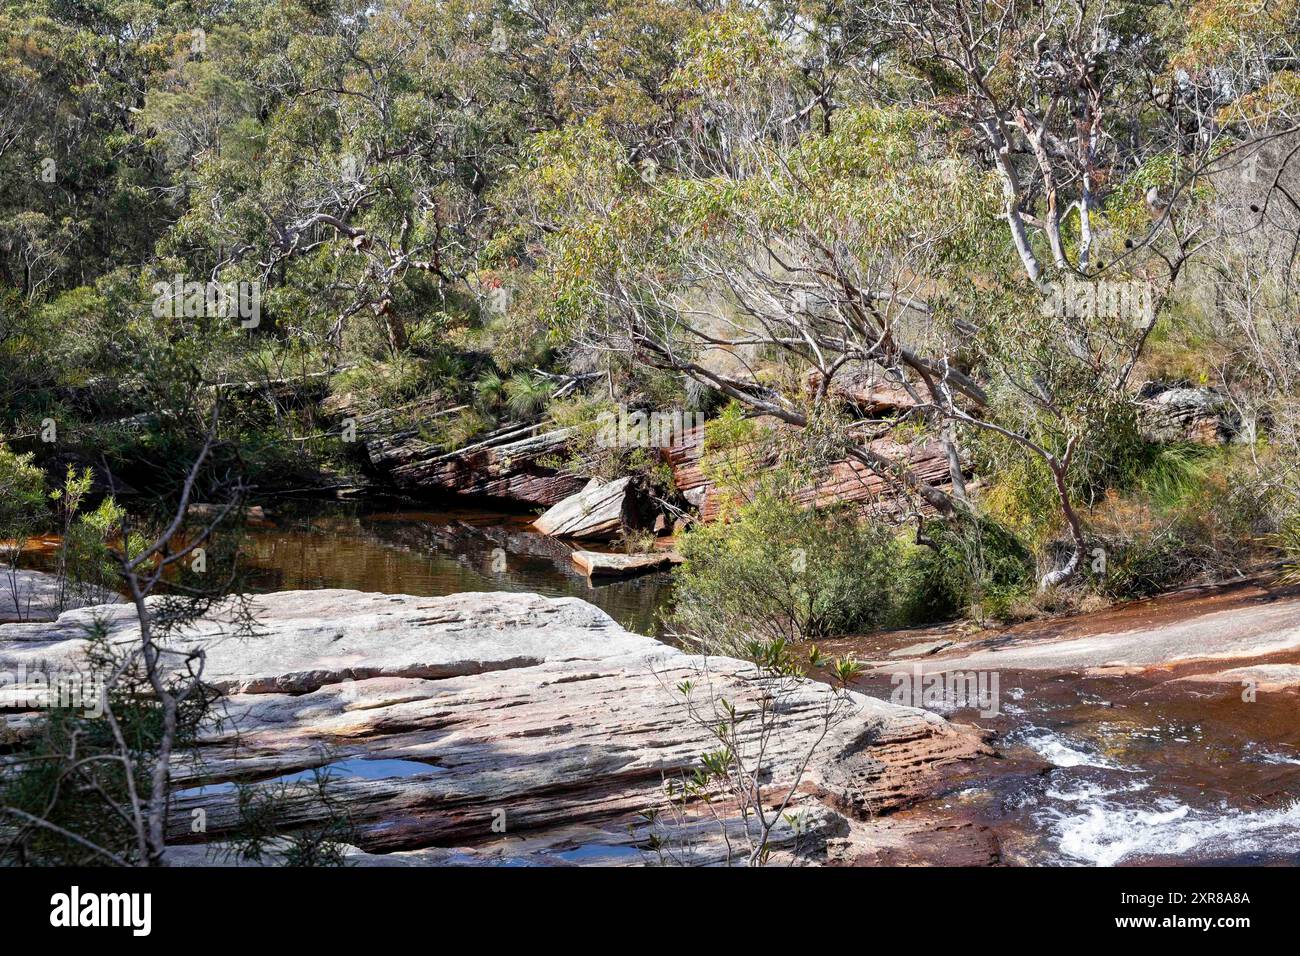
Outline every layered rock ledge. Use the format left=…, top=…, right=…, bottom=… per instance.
left=0, top=589, right=994, bottom=866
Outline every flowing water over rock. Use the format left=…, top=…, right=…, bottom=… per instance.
left=939, top=675, right=1300, bottom=866
left=828, top=584, right=1300, bottom=866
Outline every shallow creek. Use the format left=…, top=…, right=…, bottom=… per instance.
left=229, top=504, right=1300, bottom=864
left=828, top=585, right=1300, bottom=866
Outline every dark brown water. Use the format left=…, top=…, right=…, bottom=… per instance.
left=238, top=502, right=675, bottom=636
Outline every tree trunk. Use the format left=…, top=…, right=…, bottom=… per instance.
left=1039, top=460, right=1086, bottom=590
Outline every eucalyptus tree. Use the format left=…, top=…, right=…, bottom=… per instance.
left=521, top=1, right=1300, bottom=587
left=0, top=1, right=176, bottom=297
left=142, top=1, right=484, bottom=358
left=872, top=0, right=1300, bottom=277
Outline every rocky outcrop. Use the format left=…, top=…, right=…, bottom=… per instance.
left=0, top=589, right=993, bottom=866
left=533, top=477, right=640, bottom=539
left=788, top=439, right=951, bottom=515
left=1136, top=383, right=1238, bottom=445
left=805, top=366, right=917, bottom=417
left=663, top=424, right=952, bottom=521
left=662, top=425, right=711, bottom=503
left=363, top=417, right=586, bottom=507
left=1175, top=663, right=1300, bottom=692
left=874, top=580, right=1300, bottom=677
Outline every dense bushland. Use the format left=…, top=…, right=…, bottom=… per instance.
left=1, top=0, right=1299, bottom=627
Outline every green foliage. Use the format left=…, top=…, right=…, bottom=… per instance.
left=0, top=443, right=45, bottom=543
left=978, top=401, right=1201, bottom=549
left=901, top=515, right=1035, bottom=625
left=1090, top=455, right=1272, bottom=599
left=1132, top=443, right=1217, bottom=509
left=1276, top=518, right=1300, bottom=586
left=332, top=355, right=442, bottom=413
left=667, top=10, right=783, bottom=96
left=435, top=408, right=494, bottom=452
left=0, top=619, right=219, bottom=866
left=0, top=0, right=1295, bottom=630
left=502, top=372, right=552, bottom=418
left=474, top=369, right=506, bottom=408
left=670, top=493, right=904, bottom=651
left=45, top=467, right=115, bottom=604
left=64, top=496, right=144, bottom=603
left=616, top=528, right=658, bottom=554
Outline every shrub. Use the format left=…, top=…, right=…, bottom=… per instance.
left=0, top=619, right=218, bottom=865
left=0, top=443, right=47, bottom=611
left=976, top=402, right=1152, bottom=552
left=1089, top=456, right=1272, bottom=599
left=0, top=443, right=46, bottom=542
left=434, top=408, right=494, bottom=452
left=502, top=371, right=552, bottom=417
left=544, top=395, right=678, bottom=490
left=899, top=514, right=1035, bottom=625
left=669, top=493, right=903, bottom=652
left=331, top=354, right=435, bottom=411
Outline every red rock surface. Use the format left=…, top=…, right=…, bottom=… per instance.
left=662, top=424, right=952, bottom=520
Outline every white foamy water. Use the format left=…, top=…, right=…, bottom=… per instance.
left=1008, top=729, right=1300, bottom=865
left=1042, top=792, right=1300, bottom=866
left=1245, top=742, right=1300, bottom=766
left=1015, top=728, right=1131, bottom=771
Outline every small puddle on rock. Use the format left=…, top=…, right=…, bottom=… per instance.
left=553, top=844, right=646, bottom=864
left=175, top=757, right=443, bottom=799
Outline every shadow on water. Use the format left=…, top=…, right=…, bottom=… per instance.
left=238, top=501, right=675, bottom=637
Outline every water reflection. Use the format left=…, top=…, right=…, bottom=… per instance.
left=239, top=503, right=674, bottom=636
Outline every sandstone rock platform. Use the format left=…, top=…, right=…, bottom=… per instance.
left=0, top=589, right=994, bottom=866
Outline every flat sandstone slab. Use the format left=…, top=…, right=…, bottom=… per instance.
left=1175, top=663, right=1300, bottom=692
left=1, top=589, right=992, bottom=865
left=571, top=549, right=682, bottom=577
left=0, top=569, right=121, bottom=623
left=885, top=594, right=1300, bottom=674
